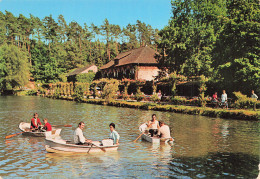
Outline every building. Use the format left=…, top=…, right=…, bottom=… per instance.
left=100, top=46, right=159, bottom=81
left=67, top=64, right=98, bottom=82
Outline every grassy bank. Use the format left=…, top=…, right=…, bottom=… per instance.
left=45, top=95, right=259, bottom=121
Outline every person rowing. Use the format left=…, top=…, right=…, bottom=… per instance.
left=147, top=114, right=160, bottom=137
left=30, top=113, right=42, bottom=131
left=158, top=121, right=172, bottom=139
left=74, top=121, right=92, bottom=145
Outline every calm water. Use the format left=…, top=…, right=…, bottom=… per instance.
left=0, top=96, right=259, bottom=178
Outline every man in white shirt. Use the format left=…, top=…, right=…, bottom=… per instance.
left=74, top=121, right=92, bottom=145
left=158, top=121, right=171, bottom=139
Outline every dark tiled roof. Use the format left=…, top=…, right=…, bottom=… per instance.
left=100, top=46, right=158, bottom=70
left=67, top=64, right=95, bottom=76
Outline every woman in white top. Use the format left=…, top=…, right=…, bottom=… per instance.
left=147, top=114, right=160, bottom=137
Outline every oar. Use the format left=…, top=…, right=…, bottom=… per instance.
left=52, top=124, right=72, bottom=127
left=89, top=142, right=106, bottom=152
left=5, top=131, right=24, bottom=139
left=133, top=132, right=144, bottom=142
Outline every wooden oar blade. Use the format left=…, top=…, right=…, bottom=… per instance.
left=133, top=132, right=143, bottom=143
left=5, top=132, right=23, bottom=139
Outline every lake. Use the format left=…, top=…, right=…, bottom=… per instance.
left=0, top=96, right=259, bottom=178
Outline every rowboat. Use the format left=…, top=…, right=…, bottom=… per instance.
left=45, top=136, right=118, bottom=153
left=141, top=132, right=174, bottom=144
left=139, top=123, right=173, bottom=144
left=19, top=122, right=62, bottom=137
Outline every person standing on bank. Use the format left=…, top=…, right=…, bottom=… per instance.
left=221, top=90, right=228, bottom=109
left=74, top=121, right=92, bottom=145
left=147, top=114, right=160, bottom=137
left=30, top=113, right=42, bottom=131
left=251, top=90, right=258, bottom=100
left=109, top=123, right=120, bottom=145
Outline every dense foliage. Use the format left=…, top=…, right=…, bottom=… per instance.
left=157, top=0, right=260, bottom=95
left=0, top=0, right=259, bottom=98
left=0, top=11, right=158, bottom=90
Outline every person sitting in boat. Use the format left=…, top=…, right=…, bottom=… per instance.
left=147, top=114, right=160, bottom=137
left=109, top=123, right=120, bottom=145
left=74, top=121, right=92, bottom=145
left=42, top=118, right=52, bottom=132
left=158, top=121, right=171, bottom=139
left=30, top=113, right=42, bottom=131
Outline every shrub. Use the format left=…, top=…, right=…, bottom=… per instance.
left=26, top=90, right=37, bottom=96
left=233, top=91, right=258, bottom=109
left=150, top=94, right=159, bottom=102
left=76, top=72, right=96, bottom=83
left=135, top=87, right=144, bottom=102
left=171, top=96, right=187, bottom=105
left=102, top=79, right=119, bottom=101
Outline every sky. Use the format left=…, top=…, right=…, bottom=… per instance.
left=0, top=0, right=172, bottom=30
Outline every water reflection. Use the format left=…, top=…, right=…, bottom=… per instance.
left=169, top=152, right=259, bottom=178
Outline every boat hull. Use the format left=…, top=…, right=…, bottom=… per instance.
left=141, top=133, right=174, bottom=144
left=45, top=138, right=118, bottom=153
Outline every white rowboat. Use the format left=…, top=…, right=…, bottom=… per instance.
left=141, top=133, right=174, bottom=144
left=19, top=122, right=61, bottom=137
left=45, top=137, right=118, bottom=153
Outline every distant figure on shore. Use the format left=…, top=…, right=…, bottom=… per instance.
left=147, top=114, right=160, bottom=137
left=74, top=121, right=92, bottom=145
left=30, top=113, right=42, bottom=131
left=42, top=118, right=52, bottom=132
left=157, top=90, right=162, bottom=101
left=251, top=90, right=258, bottom=100
left=221, top=90, right=228, bottom=109
left=212, top=92, right=218, bottom=108
left=109, top=123, right=120, bottom=145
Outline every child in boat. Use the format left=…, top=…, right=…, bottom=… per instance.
left=42, top=118, right=52, bottom=132
left=109, top=123, right=120, bottom=145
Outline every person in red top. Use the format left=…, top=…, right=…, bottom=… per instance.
left=43, top=118, right=52, bottom=131
left=212, top=92, right=218, bottom=108
left=30, top=113, right=42, bottom=130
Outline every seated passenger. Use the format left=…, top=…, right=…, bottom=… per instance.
left=30, top=113, right=42, bottom=131
left=147, top=114, right=160, bottom=137
left=74, top=121, right=92, bottom=145
left=42, top=118, right=52, bottom=132
left=158, top=121, right=172, bottom=139
left=109, top=123, right=120, bottom=145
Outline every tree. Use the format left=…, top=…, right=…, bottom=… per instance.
left=157, top=0, right=226, bottom=77
left=0, top=45, right=30, bottom=90
left=213, top=0, right=260, bottom=94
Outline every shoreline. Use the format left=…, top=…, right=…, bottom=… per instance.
left=43, top=95, right=260, bottom=121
